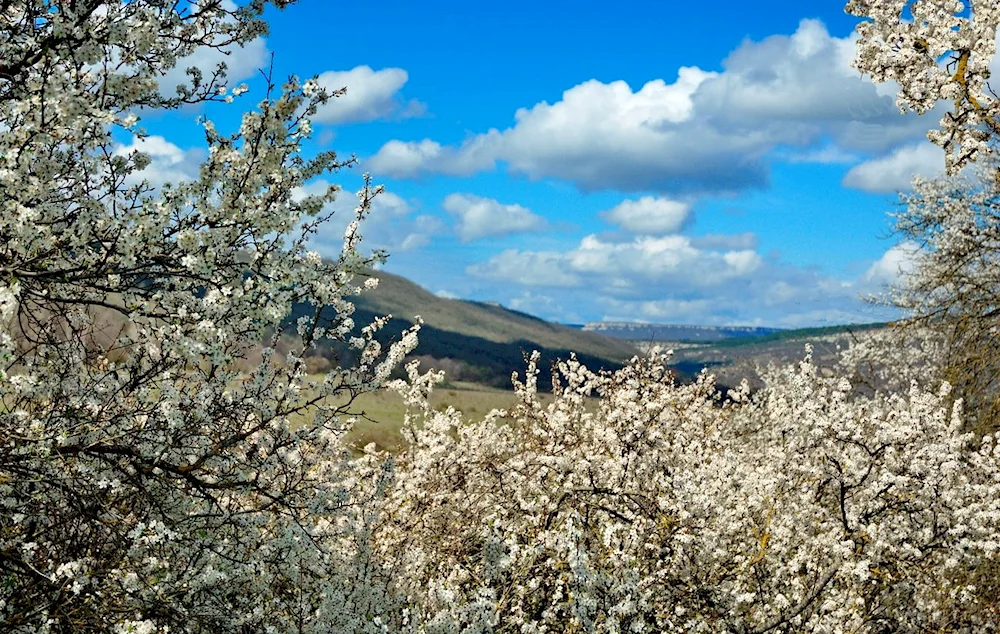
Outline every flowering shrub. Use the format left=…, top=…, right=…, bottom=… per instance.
left=371, top=349, right=1000, bottom=632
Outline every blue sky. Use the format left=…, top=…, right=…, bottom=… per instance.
left=133, top=0, right=955, bottom=327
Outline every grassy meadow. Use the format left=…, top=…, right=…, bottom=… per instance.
left=315, top=380, right=562, bottom=454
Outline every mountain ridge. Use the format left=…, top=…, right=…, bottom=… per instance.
left=289, top=269, right=639, bottom=389
left=581, top=321, right=784, bottom=342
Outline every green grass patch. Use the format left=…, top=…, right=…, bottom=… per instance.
left=306, top=380, right=562, bottom=454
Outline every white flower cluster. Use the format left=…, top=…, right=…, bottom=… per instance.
left=847, top=0, right=1000, bottom=172
left=0, top=2, right=417, bottom=632
left=365, top=347, right=1000, bottom=631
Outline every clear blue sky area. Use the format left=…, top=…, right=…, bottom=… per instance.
left=138, top=0, right=944, bottom=327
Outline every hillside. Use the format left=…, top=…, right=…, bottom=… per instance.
left=289, top=271, right=889, bottom=391
left=354, top=271, right=635, bottom=357
left=292, top=270, right=638, bottom=388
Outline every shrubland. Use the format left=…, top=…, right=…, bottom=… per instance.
left=1, top=1, right=999, bottom=632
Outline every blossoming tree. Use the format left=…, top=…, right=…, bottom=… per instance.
left=0, top=2, right=417, bottom=632
left=847, top=1, right=1000, bottom=432
left=847, top=0, right=1000, bottom=172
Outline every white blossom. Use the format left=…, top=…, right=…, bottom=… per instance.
left=848, top=0, right=1000, bottom=172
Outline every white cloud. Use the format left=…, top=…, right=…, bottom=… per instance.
left=458, top=227, right=913, bottom=327
left=310, top=66, right=425, bottom=124
left=863, top=241, right=921, bottom=286
left=114, top=135, right=204, bottom=188
left=369, top=139, right=445, bottom=175
left=159, top=36, right=268, bottom=99
left=694, top=21, right=874, bottom=130
left=370, top=68, right=773, bottom=193
left=294, top=182, right=442, bottom=255
left=571, top=235, right=763, bottom=284
left=443, top=193, right=545, bottom=242
left=468, top=233, right=763, bottom=292
left=842, top=142, right=944, bottom=193
left=469, top=250, right=581, bottom=288
left=367, top=134, right=500, bottom=177
left=601, top=197, right=691, bottom=234
left=367, top=19, right=931, bottom=195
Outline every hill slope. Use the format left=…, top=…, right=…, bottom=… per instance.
left=292, top=270, right=638, bottom=388
left=355, top=271, right=637, bottom=359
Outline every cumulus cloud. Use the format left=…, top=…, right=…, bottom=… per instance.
left=468, top=233, right=763, bottom=292
left=601, top=197, right=691, bottom=234
left=569, top=235, right=763, bottom=285
left=368, top=19, right=931, bottom=196
left=369, top=68, right=773, bottom=194
left=367, top=135, right=499, bottom=177
left=293, top=181, right=442, bottom=254
left=369, top=139, right=446, bottom=175
left=842, top=142, right=944, bottom=193
left=310, top=66, right=425, bottom=124
left=443, top=193, right=546, bottom=242
left=114, top=135, right=204, bottom=188
left=863, top=241, right=921, bottom=286
left=694, top=21, right=884, bottom=132
left=692, top=19, right=936, bottom=153
left=473, top=250, right=581, bottom=288
left=459, top=228, right=911, bottom=327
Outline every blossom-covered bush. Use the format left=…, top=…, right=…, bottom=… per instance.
left=0, top=2, right=417, bottom=632
left=370, top=350, right=1000, bottom=632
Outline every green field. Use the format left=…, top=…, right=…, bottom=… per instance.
left=320, top=381, right=559, bottom=453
